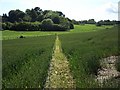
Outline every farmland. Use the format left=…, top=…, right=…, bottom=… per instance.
left=2, top=24, right=119, bottom=88
left=1, top=24, right=113, bottom=40
left=1, top=3, right=119, bottom=89
left=2, top=35, right=55, bottom=88
left=59, top=25, right=119, bottom=88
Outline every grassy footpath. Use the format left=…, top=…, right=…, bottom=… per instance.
left=2, top=35, right=55, bottom=88
left=59, top=26, right=119, bottom=88
left=1, top=24, right=113, bottom=40
left=45, top=35, right=75, bottom=88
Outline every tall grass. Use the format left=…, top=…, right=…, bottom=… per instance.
left=2, top=35, right=55, bottom=88
left=60, top=26, right=119, bottom=88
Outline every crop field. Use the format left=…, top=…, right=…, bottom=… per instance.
left=1, top=24, right=113, bottom=40
left=70, top=24, right=113, bottom=32
left=2, top=35, right=55, bottom=88
left=59, top=26, right=119, bottom=88
left=2, top=24, right=119, bottom=88
left=1, top=30, right=68, bottom=40
left=1, top=2, right=119, bottom=88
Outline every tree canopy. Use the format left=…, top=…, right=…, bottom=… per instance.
left=2, top=7, right=74, bottom=31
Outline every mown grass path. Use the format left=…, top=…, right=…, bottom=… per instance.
left=45, top=35, right=75, bottom=88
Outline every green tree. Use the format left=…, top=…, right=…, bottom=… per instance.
left=36, top=14, right=44, bottom=22
left=59, top=17, right=71, bottom=30
left=8, top=9, right=25, bottom=22
left=34, top=7, right=42, bottom=15
left=51, top=15, right=60, bottom=24
left=25, top=8, right=39, bottom=22
left=87, top=19, right=96, bottom=24
left=56, top=11, right=65, bottom=17
left=26, top=9, right=31, bottom=15
left=2, top=14, right=8, bottom=22
left=72, top=19, right=80, bottom=25
left=23, top=15, right=31, bottom=22
left=30, top=9, right=38, bottom=22
left=41, top=19, right=53, bottom=30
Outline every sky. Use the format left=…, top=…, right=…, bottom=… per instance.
left=0, top=0, right=119, bottom=21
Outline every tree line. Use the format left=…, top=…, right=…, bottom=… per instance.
left=72, top=19, right=119, bottom=26
left=1, top=7, right=74, bottom=31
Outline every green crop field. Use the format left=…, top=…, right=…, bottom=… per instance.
left=59, top=26, right=119, bottom=88
left=70, top=24, right=113, bottom=32
left=1, top=3, right=119, bottom=89
left=2, top=35, right=55, bottom=88
left=2, top=24, right=119, bottom=88
left=1, top=30, right=68, bottom=40
left=1, top=24, right=113, bottom=40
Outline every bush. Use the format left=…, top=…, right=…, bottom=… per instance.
left=2, top=23, right=6, bottom=30
left=41, top=19, right=72, bottom=31
left=70, top=23, right=74, bottom=29
left=2, top=19, right=73, bottom=31
left=11, top=22, right=41, bottom=31
left=52, top=24, right=67, bottom=31
left=41, top=19, right=53, bottom=31
left=96, top=22, right=102, bottom=26
left=19, top=35, right=25, bottom=38
left=30, top=23, right=40, bottom=31
left=2, top=22, right=13, bottom=30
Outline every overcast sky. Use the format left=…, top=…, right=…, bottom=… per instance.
left=0, top=0, right=119, bottom=21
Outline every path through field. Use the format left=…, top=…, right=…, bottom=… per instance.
left=45, top=35, right=75, bottom=88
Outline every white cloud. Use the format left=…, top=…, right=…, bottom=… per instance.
left=0, top=0, right=119, bottom=21
left=105, top=2, right=118, bottom=13
left=93, top=2, right=118, bottom=21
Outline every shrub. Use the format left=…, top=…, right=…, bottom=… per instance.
left=11, top=22, right=41, bottom=31
left=52, top=24, right=67, bottom=31
left=70, top=23, right=74, bottom=29
left=1, top=23, right=6, bottom=30
left=2, top=22, right=13, bottom=30
left=41, top=18, right=73, bottom=31
left=41, top=19, right=54, bottom=31
left=19, top=35, right=25, bottom=38
left=2, top=19, right=73, bottom=31
left=96, top=22, right=102, bottom=26
left=30, top=23, right=40, bottom=31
